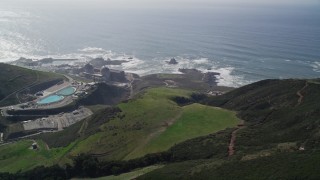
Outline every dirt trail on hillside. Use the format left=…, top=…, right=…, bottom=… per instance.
left=228, top=120, right=245, bottom=157
left=296, top=81, right=308, bottom=106
left=44, top=142, right=50, bottom=150
left=124, top=111, right=183, bottom=159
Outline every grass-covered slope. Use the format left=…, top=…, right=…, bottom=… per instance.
left=137, top=79, right=320, bottom=179
left=0, top=87, right=239, bottom=173
left=132, top=73, right=233, bottom=97
left=0, top=140, right=77, bottom=173
left=206, top=79, right=320, bottom=151
left=129, top=104, right=238, bottom=159
left=68, top=88, right=189, bottom=159
left=68, top=87, right=239, bottom=160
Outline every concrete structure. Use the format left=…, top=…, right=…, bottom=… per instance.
left=84, top=63, right=94, bottom=74
left=77, top=63, right=126, bottom=82
left=100, top=66, right=126, bottom=82
left=207, top=90, right=224, bottom=96
left=101, top=66, right=111, bottom=81
left=110, top=69, right=126, bottom=82
left=22, top=107, right=93, bottom=131
left=23, top=118, right=58, bottom=131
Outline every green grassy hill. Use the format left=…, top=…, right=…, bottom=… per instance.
left=132, top=73, right=233, bottom=96
left=206, top=79, right=320, bottom=152
left=0, top=140, right=76, bottom=173
left=137, top=79, right=320, bottom=179
left=69, top=87, right=239, bottom=160
left=127, top=104, right=238, bottom=159
left=0, top=87, right=239, bottom=173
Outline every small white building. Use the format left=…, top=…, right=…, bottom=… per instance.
left=32, top=142, right=38, bottom=149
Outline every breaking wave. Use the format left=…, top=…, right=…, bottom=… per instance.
left=312, top=61, right=320, bottom=73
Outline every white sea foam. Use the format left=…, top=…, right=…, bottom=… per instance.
left=123, top=56, right=248, bottom=87
left=312, top=61, right=320, bottom=72
left=215, top=68, right=247, bottom=87
left=0, top=45, right=246, bottom=87
left=119, top=58, right=145, bottom=71
left=193, top=58, right=209, bottom=64
left=78, top=47, right=108, bottom=54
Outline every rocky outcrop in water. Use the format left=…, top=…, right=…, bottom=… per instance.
left=166, top=58, right=178, bottom=65
left=202, top=72, right=220, bottom=85
left=89, top=57, right=129, bottom=67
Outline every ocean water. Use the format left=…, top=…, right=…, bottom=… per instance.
left=0, top=2, right=319, bottom=87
